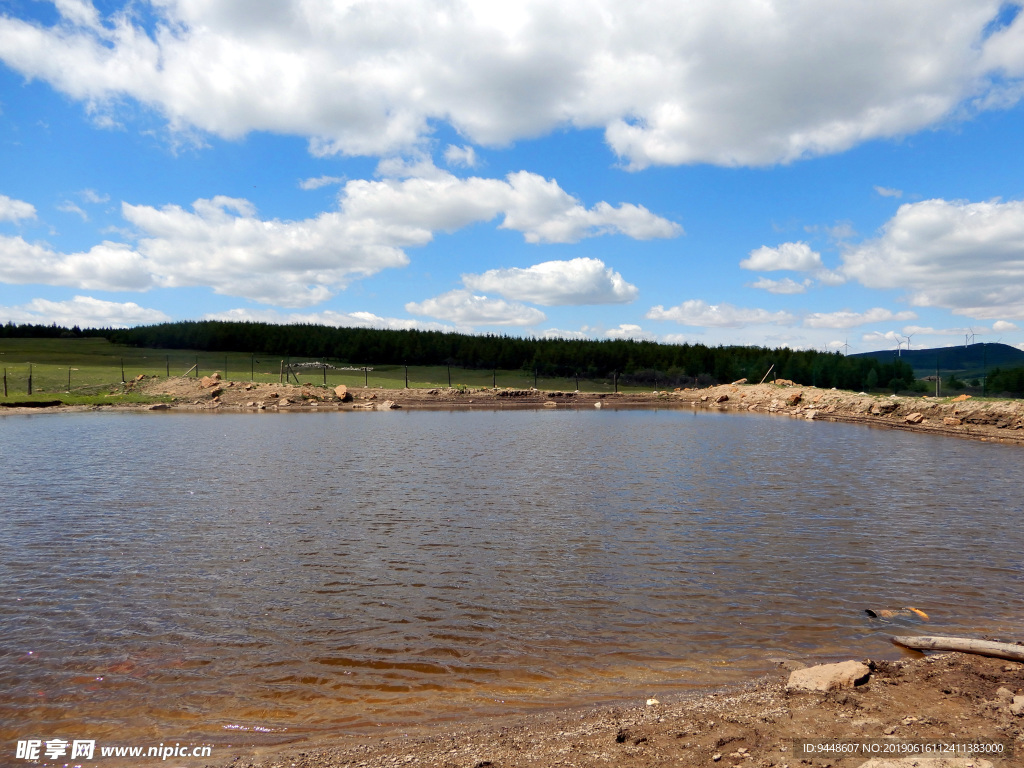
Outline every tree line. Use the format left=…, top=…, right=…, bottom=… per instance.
left=3, top=320, right=925, bottom=392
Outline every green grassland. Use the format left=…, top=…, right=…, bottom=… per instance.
left=0, top=337, right=631, bottom=404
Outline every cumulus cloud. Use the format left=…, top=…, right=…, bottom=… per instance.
left=2, top=1, right=1020, bottom=167
left=646, top=300, right=795, bottom=327
left=444, top=144, right=478, bottom=168
left=750, top=276, right=810, bottom=295
left=0, top=194, right=36, bottom=222
left=406, top=289, right=545, bottom=327
left=0, top=170, right=674, bottom=306
left=804, top=308, right=918, bottom=329
left=993, top=320, right=1018, bottom=333
left=202, top=307, right=455, bottom=332
left=341, top=168, right=681, bottom=243
left=462, top=257, right=637, bottom=305
left=299, top=175, right=345, bottom=190
left=605, top=323, right=657, bottom=341
left=842, top=198, right=1024, bottom=319
left=741, top=241, right=823, bottom=272
left=0, top=295, right=170, bottom=327
left=0, top=235, right=154, bottom=291
left=81, top=188, right=110, bottom=204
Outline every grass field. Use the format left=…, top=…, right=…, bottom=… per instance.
left=0, top=337, right=633, bottom=403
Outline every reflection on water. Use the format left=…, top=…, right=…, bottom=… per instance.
left=1, top=408, right=1022, bottom=745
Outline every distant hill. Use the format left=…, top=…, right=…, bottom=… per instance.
left=851, top=342, right=1024, bottom=379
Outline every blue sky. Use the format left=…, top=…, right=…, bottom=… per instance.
left=3, top=0, right=1024, bottom=354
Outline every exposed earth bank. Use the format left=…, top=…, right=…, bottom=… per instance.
left=84, top=375, right=1024, bottom=447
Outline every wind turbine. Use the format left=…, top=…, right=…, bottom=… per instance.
left=903, top=332, right=915, bottom=351
left=841, top=338, right=851, bottom=356
left=965, top=328, right=976, bottom=347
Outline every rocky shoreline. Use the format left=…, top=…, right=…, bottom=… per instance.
left=199, top=652, right=1022, bottom=768
left=12, top=376, right=1009, bottom=447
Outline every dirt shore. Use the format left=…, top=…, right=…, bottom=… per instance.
left=4, top=377, right=1024, bottom=448
left=33, top=376, right=1011, bottom=447
left=201, top=652, right=1022, bottom=768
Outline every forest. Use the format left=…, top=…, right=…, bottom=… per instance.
left=1, top=320, right=925, bottom=392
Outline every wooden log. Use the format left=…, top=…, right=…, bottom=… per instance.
left=892, top=635, right=1024, bottom=662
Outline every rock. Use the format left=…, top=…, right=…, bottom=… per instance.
left=208, top=386, right=223, bottom=398
left=148, top=403, right=169, bottom=410
left=995, top=687, right=1015, bottom=702
left=135, top=374, right=145, bottom=382
left=731, top=378, right=748, bottom=385
left=334, top=384, right=351, bottom=401
left=645, top=698, right=660, bottom=706
left=943, top=417, right=962, bottom=426
left=857, top=759, right=994, bottom=768
left=376, top=400, right=398, bottom=410
left=804, top=410, right=817, bottom=420
left=543, top=401, right=557, bottom=407
left=904, top=412, right=924, bottom=424
left=594, top=402, right=602, bottom=409
left=775, top=378, right=795, bottom=386
left=786, top=660, right=870, bottom=692
left=1011, top=695, right=1024, bottom=716
left=200, top=375, right=220, bottom=388
left=700, top=395, right=709, bottom=402
left=279, top=398, right=291, bottom=405
left=952, top=393, right=972, bottom=401
left=786, top=391, right=803, bottom=406
left=714, top=394, right=729, bottom=403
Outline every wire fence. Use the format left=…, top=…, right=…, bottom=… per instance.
left=1, top=352, right=1021, bottom=399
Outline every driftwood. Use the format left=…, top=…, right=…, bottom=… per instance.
left=892, top=635, right=1024, bottom=662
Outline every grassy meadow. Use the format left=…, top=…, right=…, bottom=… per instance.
left=0, top=337, right=629, bottom=405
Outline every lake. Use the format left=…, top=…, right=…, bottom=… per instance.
left=1, top=407, right=1022, bottom=749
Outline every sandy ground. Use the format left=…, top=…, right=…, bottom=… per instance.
left=198, top=653, right=1022, bottom=768
left=4, top=375, right=1024, bottom=449
left=62, top=375, right=1024, bottom=447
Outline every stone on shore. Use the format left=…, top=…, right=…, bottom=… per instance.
left=904, top=412, right=924, bottom=424
left=334, top=384, right=352, bottom=402
left=857, top=759, right=994, bottom=768
left=787, top=660, right=870, bottom=692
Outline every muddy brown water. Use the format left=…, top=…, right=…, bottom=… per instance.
left=1, top=408, right=1022, bottom=751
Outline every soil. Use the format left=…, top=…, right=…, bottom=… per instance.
left=203, top=653, right=1023, bottom=768
left=34, top=375, right=1016, bottom=447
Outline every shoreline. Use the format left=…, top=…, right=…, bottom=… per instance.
left=204, top=651, right=1023, bottom=768
left=4, top=378, right=1024, bottom=446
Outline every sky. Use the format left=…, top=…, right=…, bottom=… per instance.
left=2, top=1, right=1024, bottom=354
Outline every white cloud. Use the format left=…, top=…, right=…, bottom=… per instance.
left=299, top=175, right=345, bottom=190
left=804, top=308, right=918, bottom=329
left=749, top=276, right=810, bottom=294
left=81, top=188, right=110, bottom=204
left=462, top=257, right=637, bottom=305
left=0, top=194, right=36, bottom=222
left=842, top=198, right=1024, bottom=319
left=993, top=320, right=1018, bottom=333
left=123, top=196, right=413, bottom=306
left=406, top=289, right=545, bottom=327
left=444, top=144, right=478, bottom=168
left=741, top=241, right=823, bottom=272
left=0, top=235, right=154, bottom=291
left=0, top=169, right=675, bottom=307
left=0, top=295, right=170, bottom=328
left=646, top=300, right=795, bottom=328
left=342, top=168, right=681, bottom=244
left=874, top=185, right=903, bottom=198
left=2, top=1, right=1019, bottom=167
left=538, top=327, right=590, bottom=340
left=202, top=307, right=455, bottom=332
left=58, top=201, right=89, bottom=221
left=605, top=323, right=657, bottom=341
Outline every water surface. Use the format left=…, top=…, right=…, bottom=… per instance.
left=1, top=408, right=1022, bottom=746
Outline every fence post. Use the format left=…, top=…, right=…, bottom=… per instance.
left=28, top=363, right=32, bottom=395
left=492, top=369, right=496, bottom=388
left=279, top=360, right=284, bottom=383
left=195, top=356, right=199, bottom=378
left=405, top=364, right=409, bottom=389
left=447, top=364, right=451, bottom=388
left=68, top=367, right=71, bottom=392
left=3, top=367, right=6, bottom=397
left=166, top=355, right=170, bottom=377
left=534, top=369, right=537, bottom=389
left=121, top=357, right=125, bottom=383
left=575, top=372, right=579, bottom=391
left=323, top=364, right=327, bottom=386
left=613, top=371, right=618, bottom=393
left=364, top=367, right=368, bottom=387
